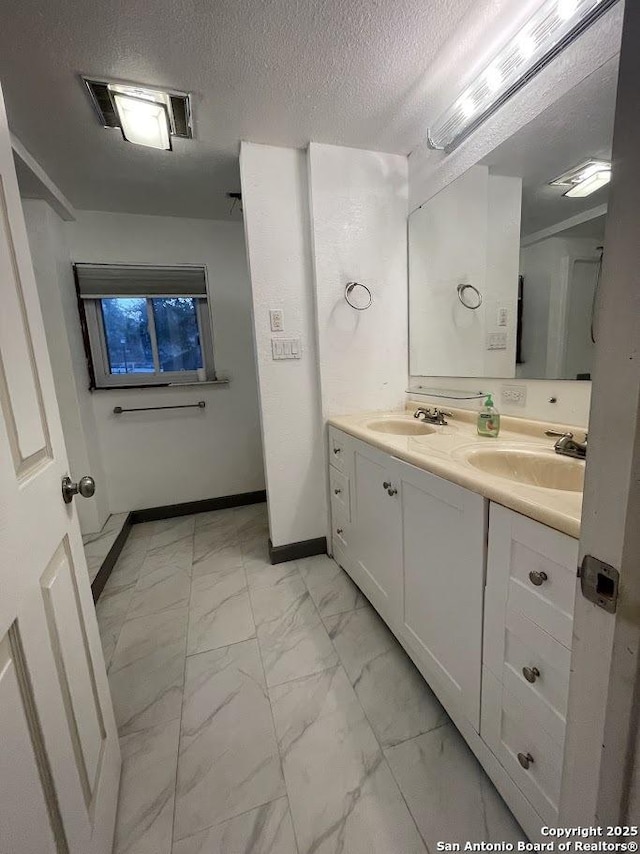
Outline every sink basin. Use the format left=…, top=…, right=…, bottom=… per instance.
left=366, top=418, right=437, bottom=436
left=462, top=447, right=584, bottom=492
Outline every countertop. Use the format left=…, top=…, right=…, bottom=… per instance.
left=328, top=403, right=585, bottom=539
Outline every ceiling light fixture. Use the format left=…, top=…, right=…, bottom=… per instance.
left=427, top=0, right=619, bottom=153
left=82, top=78, right=193, bottom=150
left=550, top=159, right=612, bottom=197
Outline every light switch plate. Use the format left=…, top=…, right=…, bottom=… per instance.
left=270, top=309, right=284, bottom=332
left=497, top=307, right=508, bottom=327
left=271, top=337, right=301, bottom=360
left=487, top=332, right=507, bottom=350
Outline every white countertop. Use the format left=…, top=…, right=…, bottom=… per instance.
left=328, top=404, right=585, bottom=539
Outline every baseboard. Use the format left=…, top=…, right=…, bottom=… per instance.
left=268, top=536, right=327, bottom=565
left=130, top=490, right=267, bottom=524
left=91, top=513, right=133, bottom=604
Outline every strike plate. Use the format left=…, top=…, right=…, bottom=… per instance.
left=580, top=554, right=619, bottom=613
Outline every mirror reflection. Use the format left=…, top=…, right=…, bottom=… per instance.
left=409, top=56, right=618, bottom=381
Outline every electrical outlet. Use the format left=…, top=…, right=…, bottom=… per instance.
left=501, top=384, right=527, bottom=407
left=269, top=309, right=284, bottom=332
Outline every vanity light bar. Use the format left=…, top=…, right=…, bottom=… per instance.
left=427, top=0, right=619, bottom=153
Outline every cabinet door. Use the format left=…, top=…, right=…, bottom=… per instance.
left=395, top=459, right=487, bottom=730
left=351, top=440, right=402, bottom=626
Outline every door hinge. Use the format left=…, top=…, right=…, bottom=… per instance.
left=579, top=554, right=619, bottom=613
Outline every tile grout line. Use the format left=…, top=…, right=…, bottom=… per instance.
left=169, top=520, right=195, bottom=852
left=241, top=524, right=302, bottom=854
left=319, top=569, right=433, bottom=854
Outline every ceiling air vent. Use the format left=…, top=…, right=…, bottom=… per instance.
left=84, top=79, right=120, bottom=128
left=169, top=94, right=191, bottom=138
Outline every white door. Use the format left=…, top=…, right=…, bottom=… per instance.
left=396, top=459, right=486, bottom=730
left=351, top=441, right=402, bottom=625
left=0, top=82, right=120, bottom=854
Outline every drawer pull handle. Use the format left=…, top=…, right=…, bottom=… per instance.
left=529, top=570, right=548, bottom=586
left=522, top=666, right=540, bottom=684
left=333, top=447, right=341, bottom=455
left=334, top=488, right=342, bottom=495
left=336, top=528, right=344, bottom=535
left=517, top=752, right=534, bottom=770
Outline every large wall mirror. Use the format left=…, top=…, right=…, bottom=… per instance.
left=409, top=56, right=618, bottom=380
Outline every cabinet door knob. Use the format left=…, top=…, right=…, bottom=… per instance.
left=387, top=487, right=398, bottom=497
left=333, top=447, right=341, bottom=455
left=383, top=481, right=391, bottom=489
left=334, top=488, right=342, bottom=495
left=522, top=666, right=540, bottom=684
left=336, top=528, right=344, bottom=535
left=529, top=570, right=548, bottom=586
left=517, top=752, right=534, bottom=770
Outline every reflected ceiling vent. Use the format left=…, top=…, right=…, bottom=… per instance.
left=82, top=77, right=193, bottom=151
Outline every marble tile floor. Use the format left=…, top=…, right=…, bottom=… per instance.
left=96, top=503, right=525, bottom=854
left=83, top=511, right=130, bottom=583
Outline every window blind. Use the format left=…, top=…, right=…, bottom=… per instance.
left=74, top=264, right=208, bottom=298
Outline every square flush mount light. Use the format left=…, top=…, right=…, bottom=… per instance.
left=550, top=159, right=612, bottom=197
left=427, top=0, right=619, bottom=152
left=83, top=78, right=192, bottom=150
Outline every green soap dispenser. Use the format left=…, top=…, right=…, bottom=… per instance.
left=477, top=394, right=500, bottom=437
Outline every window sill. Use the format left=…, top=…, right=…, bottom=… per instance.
left=90, top=378, right=230, bottom=391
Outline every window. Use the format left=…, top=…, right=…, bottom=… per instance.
left=74, top=264, right=216, bottom=388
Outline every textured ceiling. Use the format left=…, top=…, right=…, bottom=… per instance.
left=0, top=0, right=507, bottom=220
left=482, top=57, right=619, bottom=236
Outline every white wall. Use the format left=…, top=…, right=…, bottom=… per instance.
left=519, top=236, right=602, bottom=380
left=240, top=143, right=327, bottom=548
left=65, top=211, right=265, bottom=513
left=22, top=199, right=109, bottom=534
left=307, top=143, right=408, bottom=417
left=410, top=166, right=521, bottom=378
left=408, top=376, right=591, bottom=427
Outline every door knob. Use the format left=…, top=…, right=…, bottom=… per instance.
left=529, top=570, right=548, bottom=586
left=517, top=751, right=534, bottom=770
left=334, top=488, right=342, bottom=495
left=522, top=666, right=540, bottom=684
left=62, top=475, right=96, bottom=504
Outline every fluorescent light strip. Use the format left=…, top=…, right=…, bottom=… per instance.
left=428, top=0, right=619, bottom=152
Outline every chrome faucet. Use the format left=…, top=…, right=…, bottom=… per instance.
left=545, top=430, right=587, bottom=460
left=414, top=407, right=452, bottom=426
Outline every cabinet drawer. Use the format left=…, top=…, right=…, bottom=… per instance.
left=329, top=468, right=350, bottom=521
left=486, top=504, right=579, bottom=651
left=508, top=542, right=576, bottom=648
left=482, top=667, right=562, bottom=827
left=329, top=427, right=347, bottom=472
left=331, top=507, right=350, bottom=552
left=501, top=609, right=571, bottom=745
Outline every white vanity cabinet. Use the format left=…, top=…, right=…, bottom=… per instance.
left=328, top=424, right=582, bottom=839
left=328, top=427, right=487, bottom=730
left=397, top=460, right=486, bottom=729
left=482, top=503, right=579, bottom=828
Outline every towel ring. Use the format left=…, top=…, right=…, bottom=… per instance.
left=457, top=283, right=483, bottom=310
left=345, top=281, right=373, bottom=311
